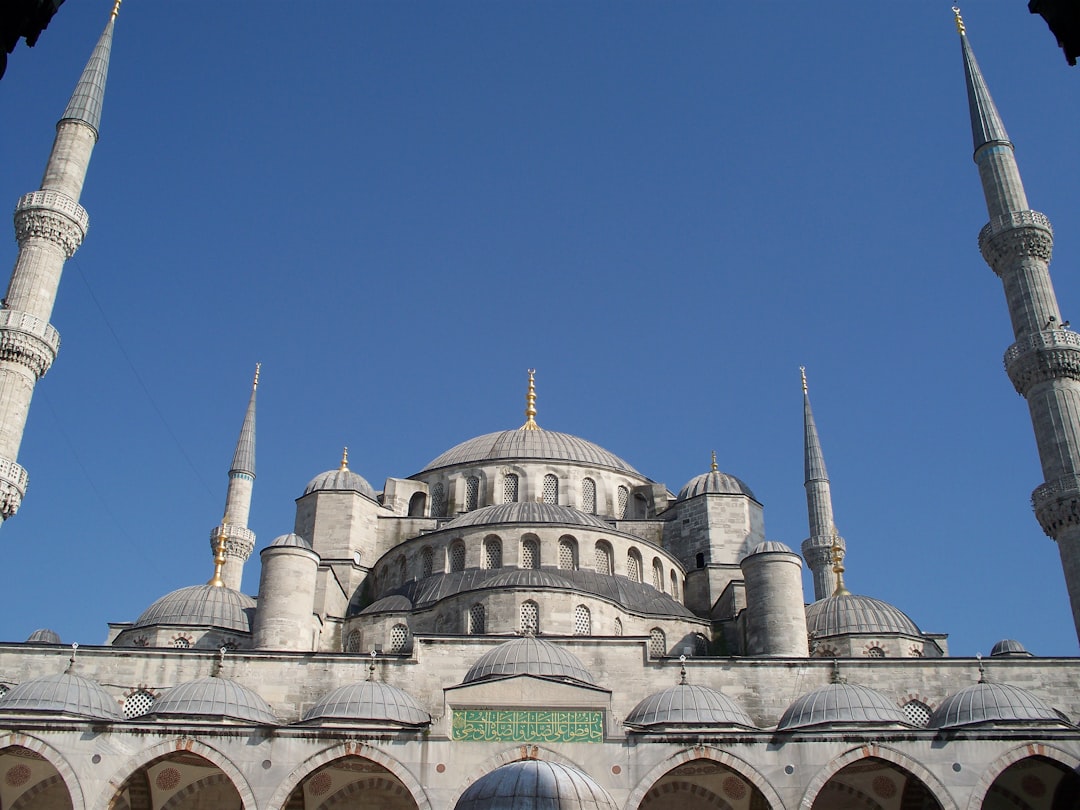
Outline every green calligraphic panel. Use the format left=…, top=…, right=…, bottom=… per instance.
left=451, top=709, right=603, bottom=743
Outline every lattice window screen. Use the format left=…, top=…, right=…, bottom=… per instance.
left=503, top=474, right=519, bottom=503
left=468, top=604, right=485, bottom=635
left=484, top=538, right=502, bottom=569
left=670, top=571, right=679, bottom=600
left=866, top=647, right=886, bottom=658
left=558, top=539, right=576, bottom=570
left=449, top=543, right=465, bottom=572
left=543, top=474, right=559, bottom=504
left=902, top=700, right=932, bottom=727
left=466, top=476, right=479, bottom=511
left=581, top=478, right=596, bottom=513
left=421, top=547, right=433, bottom=578
left=574, top=605, right=591, bottom=636
left=390, top=624, right=409, bottom=653
left=595, top=544, right=612, bottom=575
left=173, top=637, right=190, bottom=649
left=344, top=629, right=362, bottom=653
left=627, top=553, right=641, bottom=583
left=617, top=486, right=629, bottom=518
left=431, top=483, right=447, bottom=517
left=520, top=601, right=539, bottom=635
left=649, top=628, right=666, bottom=657
left=123, top=690, right=156, bottom=719
left=522, top=538, right=539, bottom=569
left=613, top=618, right=623, bottom=636
left=652, top=560, right=663, bottom=590
left=694, top=634, right=709, bottom=655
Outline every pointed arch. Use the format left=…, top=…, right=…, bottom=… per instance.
left=964, top=743, right=1080, bottom=810
left=0, top=733, right=84, bottom=810
left=624, top=746, right=786, bottom=810
left=798, top=744, right=956, bottom=810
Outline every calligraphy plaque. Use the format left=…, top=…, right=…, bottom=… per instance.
left=451, top=709, right=603, bottom=743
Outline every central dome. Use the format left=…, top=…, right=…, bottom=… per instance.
left=421, top=429, right=639, bottom=475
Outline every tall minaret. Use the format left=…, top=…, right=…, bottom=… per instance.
left=209, top=365, right=259, bottom=591
left=800, top=367, right=845, bottom=600
left=956, top=9, right=1080, bottom=645
left=0, top=5, right=119, bottom=520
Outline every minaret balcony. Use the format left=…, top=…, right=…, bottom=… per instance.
left=210, top=524, right=256, bottom=562
left=0, top=310, right=60, bottom=378
left=13, top=191, right=89, bottom=259
left=978, top=210, right=1053, bottom=270
left=0, top=456, right=29, bottom=519
left=1032, top=475, right=1080, bottom=536
left=1003, top=329, right=1080, bottom=395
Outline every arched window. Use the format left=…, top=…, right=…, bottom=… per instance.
left=558, top=536, right=577, bottom=570
left=468, top=604, right=485, bottom=635
left=627, top=549, right=642, bottom=583
left=408, top=491, right=426, bottom=517
left=617, top=486, right=629, bottom=519
left=421, top=546, right=434, bottom=578
left=670, top=570, right=680, bottom=601
left=449, top=541, right=466, bottom=573
left=695, top=552, right=705, bottom=569
left=652, top=558, right=663, bottom=590
left=574, top=605, right=591, bottom=636
left=520, top=600, right=539, bottom=635
left=521, top=536, right=539, bottom=569
left=634, top=493, right=649, bottom=518
left=431, top=482, right=447, bottom=517
left=465, top=476, right=480, bottom=511
left=390, top=623, right=410, bottom=653
left=693, top=633, right=708, bottom=655
left=503, top=473, right=519, bottom=503
left=649, top=628, right=666, bottom=658
left=173, top=637, right=191, bottom=649
left=866, top=646, right=885, bottom=658
left=123, top=689, right=156, bottom=718
left=344, top=629, right=362, bottom=653
left=581, top=477, right=596, bottom=514
left=483, top=536, right=503, bottom=569
left=594, top=542, right=613, bottom=575
left=543, top=474, right=559, bottom=504
left=902, top=699, right=932, bottom=727
left=613, top=618, right=623, bottom=636
left=396, top=554, right=407, bottom=585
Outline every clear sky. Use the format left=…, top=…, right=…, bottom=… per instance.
left=1, top=2, right=1078, bottom=657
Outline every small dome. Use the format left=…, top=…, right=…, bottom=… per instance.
left=134, top=585, right=256, bottom=633
left=778, top=683, right=907, bottom=730
left=748, top=541, right=794, bottom=556
left=301, top=681, right=430, bottom=726
left=0, top=673, right=121, bottom=721
left=25, top=628, right=61, bottom=644
left=482, top=569, right=572, bottom=589
left=443, top=502, right=611, bottom=531
left=423, top=429, right=639, bottom=475
left=303, top=467, right=377, bottom=499
left=463, top=637, right=595, bottom=686
left=806, top=593, right=920, bottom=638
left=268, top=533, right=312, bottom=549
left=990, top=639, right=1032, bottom=657
left=455, top=760, right=618, bottom=810
left=359, top=594, right=414, bottom=614
left=677, top=470, right=756, bottom=501
left=625, top=684, right=756, bottom=730
left=146, top=677, right=277, bottom=724
left=929, top=681, right=1062, bottom=728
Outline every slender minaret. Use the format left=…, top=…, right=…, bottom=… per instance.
left=209, top=365, right=259, bottom=591
left=800, top=367, right=845, bottom=600
left=0, top=4, right=120, bottom=520
left=956, top=9, right=1080, bottom=645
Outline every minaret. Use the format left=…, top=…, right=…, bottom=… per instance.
left=209, top=365, right=259, bottom=591
left=956, top=9, right=1080, bottom=645
left=800, top=367, right=845, bottom=600
left=0, top=4, right=119, bottom=520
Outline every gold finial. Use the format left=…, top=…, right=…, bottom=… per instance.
left=208, top=522, right=228, bottom=587
left=710, top=450, right=718, bottom=473
left=800, top=366, right=808, bottom=394
left=340, top=446, right=349, bottom=470
left=110, top=0, right=122, bottom=20
left=952, top=6, right=965, bottom=36
left=830, top=530, right=850, bottom=596
left=520, top=369, right=540, bottom=430
left=253, top=363, right=261, bottom=389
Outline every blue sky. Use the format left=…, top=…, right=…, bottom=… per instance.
left=1, top=2, right=1078, bottom=657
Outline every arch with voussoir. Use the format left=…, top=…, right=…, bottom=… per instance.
left=623, top=746, right=786, bottom=810
left=964, top=742, right=1080, bottom=810
left=0, top=732, right=85, bottom=810
left=798, top=744, right=957, bottom=810
left=447, top=745, right=594, bottom=810
left=91, top=737, right=256, bottom=810
left=264, top=740, right=431, bottom=810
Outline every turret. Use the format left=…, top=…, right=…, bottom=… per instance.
left=0, top=4, right=119, bottom=520
left=253, top=533, right=320, bottom=651
left=800, top=368, right=845, bottom=600
left=740, top=541, right=809, bottom=657
left=955, top=9, right=1080, bottom=646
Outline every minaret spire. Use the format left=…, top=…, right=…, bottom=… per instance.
left=0, top=10, right=119, bottom=521
left=956, top=11, right=1080, bottom=646
left=520, top=369, right=540, bottom=430
left=800, top=367, right=845, bottom=600
left=211, top=366, right=260, bottom=591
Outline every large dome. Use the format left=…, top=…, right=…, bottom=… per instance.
left=300, top=681, right=430, bottom=726
left=463, top=637, right=595, bottom=685
left=805, top=593, right=920, bottom=638
left=0, top=673, right=121, bottom=721
left=422, top=429, right=639, bottom=474
left=443, top=502, right=611, bottom=531
left=455, top=760, right=618, bottom=810
left=134, top=584, right=256, bottom=633
left=146, top=677, right=278, bottom=724
left=625, top=684, right=756, bottom=730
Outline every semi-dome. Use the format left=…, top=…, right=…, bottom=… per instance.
left=422, top=428, right=639, bottom=475
left=778, top=683, right=908, bottom=730
left=482, top=569, right=572, bottom=589
left=625, top=683, right=756, bottom=730
left=146, top=677, right=277, bottom=724
left=990, top=638, right=1032, bottom=658
left=25, top=628, right=61, bottom=644
left=300, top=680, right=430, bottom=726
left=268, top=532, right=312, bottom=549
left=463, top=637, right=595, bottom=686
left=303, top=466, right=377, bottom=499
left=0, top=672, right=121, bottom=721
left=455, top=760, right=618, bottom=810
left=134, top=584, right=256, bottom=633
left=359, top=594, right=414, bottom=614
left=748, top=541, right=794, bottom=556
left=805, top=593, right=920, bottom=638
left=443, top=502, right=611, bottom=531
left=677, top=469, right=756, bottom=501
left=928, top=681, right=1062, bottom=728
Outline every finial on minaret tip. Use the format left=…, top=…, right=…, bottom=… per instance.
left=710, top=450, right=718, bottom=473
left=340, top=447, right=349, bottom=471
left=252, top=363, right=261, bottom=389
left=520, top=369, right=540, bottom=430
left=952, top=6, right=965, bottom=36
left=830, top=530, right=850, bottom=597
left=111, top=0, right=122, bottom=20
left=208, top=522, right=228, bottom=587
left=800, top=366, right=808, bottom=394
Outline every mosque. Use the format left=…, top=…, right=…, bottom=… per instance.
left=0, top=6, right=1078, bottom=810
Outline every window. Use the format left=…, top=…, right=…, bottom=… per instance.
left=421, top=546, right=434, bottom=578
left=670, top=571, right=679, bottom=601
left=558, top=536, right=577, bottom=570
left=344, top=629, right=362, bottom=653
left=649, top=628, right=666, bottom=658
left=581, top=478, right=596, bottom=514
left=902, top=700, right=932, bottom=727
left=693, top=633, right=708, bottom=655
left=173, top=637, right=191, bottom=649
left=483, top=536, right=502, bottom=569
left=574, top=605, right=591, bottom=636
left=468, top=604, right=485, bottom=635
left=503, top=473, right=519, bottom=503
left=613, top=618, right=623, bottom=636
left=520, top=600, right=539, bottom=635
left=627, top=549, right=642, bottom=583
left=466, top=476, right=479, bottom=511
left=408, top=492, right=426, bottom=517
left=543, top=474, right=559, bottom=504
left=594, top=542, right=613, bottom=575
left=634, top=493, right=649, bottom=519
left=521, top=536, right=539, bottom=569
left=431, top=482, right=447, bottom=517
left=390, top=624, right=410, bottom=653
left=123, top=689, right=156, bottom=718
left=695, top=552, right=705, bottom=569
left=617, top=486, right=629, bottom=519
left=0, top=684, right=7, bottom=699
left=449, top=541, right=466, bottom=573
left=866, top=646, right=886, bottom=658
left=652, top=558, right=663, bottom=591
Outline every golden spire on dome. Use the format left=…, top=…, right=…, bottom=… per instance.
left=110, top=0, right=122, bottom=20
left=710, top=450, right=718, bottom=472
left=830, top=530, right=850, bottom=596
left=208, top=521, right=228, bottom=587
left=340, top=447, right=349, bottom=470
left=520, top=369, right=540, bottom=430
left=800, top=366, right=808, bottom=394
left=952, top=6, right=965, bottom=36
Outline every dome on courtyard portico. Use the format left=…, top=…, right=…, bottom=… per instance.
left=778, top=682, right=908, bottom=730
left=625, top=683, right=756, bottom=730
left=463, top=637, right=596, bottom=686
left=928, top=681, right=1064, bottom=728
left=455, top=760, right=618, bottom=810
left=0, top=672, right=122, bottom=721
left=299, top=680, right=430, bottom=727
left=144, top=677, right=278, bottom=724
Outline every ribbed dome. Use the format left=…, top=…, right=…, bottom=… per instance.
left=25, top=628, right=61, bottom=644
left=748, top=541, right=794, bottom=556
left=625, top=684, right=756, bottom=729
left=0, top=673, right=121, bottom=720
left=990, top=639, right=1032, bottom=657
left=423, top=429, right=639, bottom=474
left=677, top=470, right=756, bottom=501
left=778, top=683, right=907, bottom=730
left=805, top=593, right=920, bottom=638
left=303, top=467, right=377, bottom=499
left=482, top=569, right=573, bottom=589
left=443, top=502, right=612, bottom=531
left=134, top=585, right=255, bottom=633
left=929, top=681, right=1062, bottom=728
left=359, top=594, right=414, bottom=614
left=146, top=677, right=278, bottom=724
left=455, top=760, right=618, bottom=810
left=301, top=681, right=430, bottom=726
left=463, top=637, right=595, bottom=685
left=269, top=532, right=312, bottom=549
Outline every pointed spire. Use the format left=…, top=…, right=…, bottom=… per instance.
left=710, top=450, right=718, bottom=473
left=230, top=364, right=259, bottom=478
left=340, top=446, right=349, bottom=470
left=802, top=367, right=828, bottom=485
left=59, top=6, right=120, bottom=139
left=519, top=369, right=540, bottom=430
left=954, top=7, right=1012, bottom=157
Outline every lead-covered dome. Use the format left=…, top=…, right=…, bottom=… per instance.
left=422, top=429, right=639, bottom=475
left=268, top=532, right=312, bottom=549
left=134, top=584, right=255, bottom=633
left=805, top=593, right=920, bottom=638
left=625, top=684, right=756, bottom=730
left=778, top=683, right=907, bottom=730
left=25, top=628, right=61, bottom=644
left=443, top=502, right=611, bottom=531
left=990, top=639, right=1032, bottom=658
left=304, top=467, right=377, bottom=499
left=455, top=760, right=618, bottom=810
left=0, top=673, right=121, bottom=721
left=300, top=681, right=430, bottom=727
left=677, top=470, right=756, bottom=501
left=463, top=637, right=595, bottom=686
left=928, top=681, right=1062, bottom=728
left=146, top=677, right=277, bottom=724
